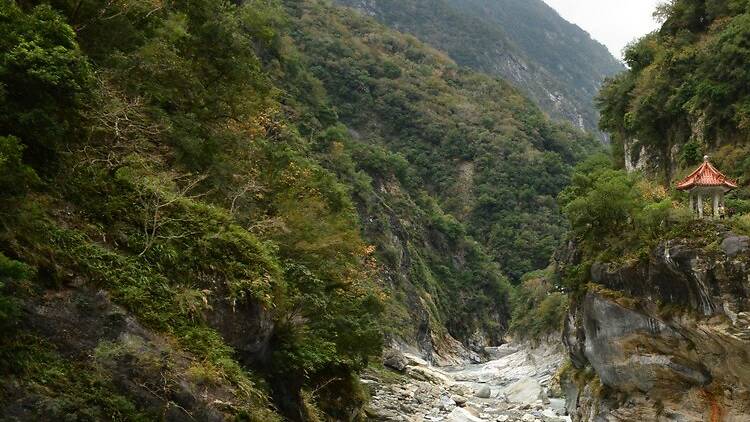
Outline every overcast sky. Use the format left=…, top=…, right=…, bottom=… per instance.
left=542, top=0, right=663, bottom=59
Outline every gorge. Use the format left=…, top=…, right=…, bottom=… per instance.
left=2, top=0, right=750, bottom=421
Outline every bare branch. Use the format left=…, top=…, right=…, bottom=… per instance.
left=138, top=173, right=207, bottom=257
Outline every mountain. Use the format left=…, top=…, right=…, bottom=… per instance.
left=0, top=0, right=597, bottom=420
left=334, top=0, right=625, bottom=138
left=559, top=1, right=750, bottom=419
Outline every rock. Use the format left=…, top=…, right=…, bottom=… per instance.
left=365, top=406, right=396, bottom=419
left=407, top=366, right=453, bottom=385
left=360, top=378, right=379, bottom=394
left=385, top=349, right=409, bottom=372
left=497, top=416, right=509, bottom=422
left=15, top=288, right=242, bottom=421
left=404, top=353, right=430, bottom=367
left=721, top=234, right=749, bottom=257
left=562, top=235, right=750, bottom=420
left=475, top=385, right=491, bottom=398
left=521, top=414, right=535, bottom=422
left=439, top=395, right=457, bottom=411
left=542, top=408, right=559, bottom=418
left=463, top=406, right=480, bottom=417
left=503, top=377, right=542, bottom=404
left=445, top=407, right=483, bottom=422
left=451, top=395, right=467, bottom=406
left=547, top=398, right=566, bottom=415
left=484, top=344, right=519, bottom=359
left=582, top=293, right=710, bottom=391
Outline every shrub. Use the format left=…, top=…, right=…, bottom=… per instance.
left=731, top=214, right=750, bottom=236
left=509, top=270, right=568, bottom=341
left=0, top=253, right=33, bottom=329
left=560, top=154, right=685, bottom=261
left=0, top=136, right=38, bottom=200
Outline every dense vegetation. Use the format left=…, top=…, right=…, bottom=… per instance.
left=588, top=0, right=750, bottom=267
left=334, top=0, right=624, bottom=137
left=598, top=0, right=750, bottom=188
left=289, top=0, right=599, bottom=281
left=509, top=268, right=567, bottom=341
left=1, top=0, right=601, bottom=419
left=560, top=0, right=750, bottom=292
left=1, top=0, right=381, bottom=419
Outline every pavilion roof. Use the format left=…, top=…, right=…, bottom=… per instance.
left=676, top=157, right=738, bottom=191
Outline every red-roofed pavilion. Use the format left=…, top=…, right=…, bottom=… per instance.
left=676, top=156, right=738, bottom=218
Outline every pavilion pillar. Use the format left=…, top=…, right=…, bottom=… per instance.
left=689, top=194, right=695, bottom=214
left=713, top=191, right=720, bottom=219
left=697, top=194, right=704, bottom=218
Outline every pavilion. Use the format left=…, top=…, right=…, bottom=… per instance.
left=676, top=156, right=738, bottom=218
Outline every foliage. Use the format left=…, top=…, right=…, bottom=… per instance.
left=0, top=0, right=384, bottom=418
left=0, top=2, right=93, bottom=170
left=559, top=154, right=692, bottom=266
left=509, top=269, right=567, bottom=341
left=598, top=0, right=750, bottom=184
left=1, top=334, right=154, bottom=421
left=0, top=136, right=38, bottom=202
left=0, top=252, right=32, bottom=330
left=334, top=0, right=623, bottom=135
left=289, top=0, right=600, bottom=280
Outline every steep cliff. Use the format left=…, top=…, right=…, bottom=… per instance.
left=559, top=226, right=750, bottom=420
left=577, top=3, right=750, bottom=416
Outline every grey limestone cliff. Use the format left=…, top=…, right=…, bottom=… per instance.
left=560, top=232, right=750, bottom=420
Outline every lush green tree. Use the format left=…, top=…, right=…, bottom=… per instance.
left=0, top=2, right=92, bottom=170
left=0, top=253, right=33, bottom=330
left=0, top=136, right=38, bottom=200
left=509, top=269, right=567, bottom=341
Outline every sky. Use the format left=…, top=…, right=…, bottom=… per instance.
left=542, top=0, right=664, bottom=59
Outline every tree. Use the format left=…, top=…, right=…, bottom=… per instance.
left=0, top=253, right=33, bottom=330
left=0, top=2, right=93, bottom=170
left=0, top=136, right=38, bottom=201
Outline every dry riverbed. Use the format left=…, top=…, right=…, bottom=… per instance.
left=362, top=341, right=570, bottom=422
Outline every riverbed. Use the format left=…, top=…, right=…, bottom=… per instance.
left=363, top=341, right=571, bottom=422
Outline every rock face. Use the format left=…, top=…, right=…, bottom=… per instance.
left=561, top=233, right=750, bottom=421
left=1, top=288, right=260, bottom=421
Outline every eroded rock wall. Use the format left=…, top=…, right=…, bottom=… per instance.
left=561, top=234, right=750, bottom=421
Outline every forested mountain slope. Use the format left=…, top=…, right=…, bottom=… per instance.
left=334, top=0, right=624, bottom=138
left=286, top=0, right=599, bottom=283
left=1, top=0, right=595, bottom=419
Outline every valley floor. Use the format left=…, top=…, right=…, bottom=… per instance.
left=363, top=341, right=570, bottom=422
